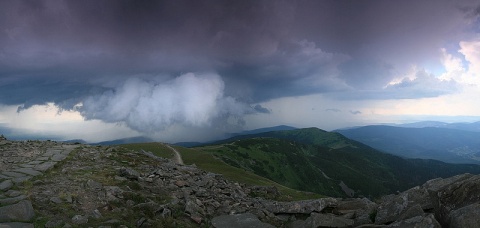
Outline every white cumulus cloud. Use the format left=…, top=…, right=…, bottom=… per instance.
left=80, top=73, right=248, bottom=133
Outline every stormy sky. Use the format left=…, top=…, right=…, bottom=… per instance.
left=1, top=0, right=480, bottom=142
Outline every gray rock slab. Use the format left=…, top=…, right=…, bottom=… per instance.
left=5, top=191, right=22, bottom=198
left=449, top=202, right=480, bottom=228
left=44, top=219, right=63, bottom=228
left=71, top=215, right=88, bottom=224
left=0, top=200, right=35, bottom=222
left=62, top=145, right=78, bottom=152
left=36, top=157, right=50, bottom=161
left=0, top=195, right=27, bottom=205
left=436, top=175, right=480, bottom=226
left=1, top=172, right=25, bottom=179
left=0, top=222, right=34, bottom=228
left=304, top=212, right=354, bottom=228
left=263, top=198, right=338, bottom=214
left=375, top=186, right=431, bottom=225
left=211, top=213, right=274, bottom=228
left=423, top=173, right=473, bottom=193
left=33, top=162, right=56, bottom=172
left=26, top=161, right=42, bottom=165
left=86, top=180, right=103, bottom=190
left=335, top=198, right=377, bottom=226
left=12, top=168, right=42, bottom=177
left=0, top=180, right=13, bottom=191
left=386, top=214, right=441, bottom=228
left=12, top=177, right=31, bottom=184
left=17, top=165, right=34, bottom=169
left=50, top=197, right=62, bottom=204
left=43, top=150, right=57, bottom=157
left=51, top=153, right=67, bottom=162
left=119, top=167, right=140, bottom=180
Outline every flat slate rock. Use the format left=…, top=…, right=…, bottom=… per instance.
left=449, top=202, right=480, bottom=228
left=26, top=161, right=42, bottom=165
left=211, top=213, right=275, bottom=228
left=0, top=200, right=35, bottom=222
left=11, top=177, right=32, bottom=184
left=1, top=172, right=25, bottom=179
left=51, top=154, right=67, bottom=162
left=0, top=180, right=13, bottom=191
left=33, top=162, right=56, bottom=172
left=36, top=157, right=50, bottom=161
left=0, top=222, right=34, bottom=228
left=304, top=212, right=354, bottom=228
left=12, top=168, right=42, bottom=177
left=0, top=195, right=27, bottom=205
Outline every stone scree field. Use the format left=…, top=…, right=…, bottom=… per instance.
left=0, top=135, right=479, bottom=227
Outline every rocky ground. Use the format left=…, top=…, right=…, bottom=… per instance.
left=0, top=135, right=479, bottom=227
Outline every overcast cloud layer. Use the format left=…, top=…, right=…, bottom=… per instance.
left=0, top=0, right=480, bottom=141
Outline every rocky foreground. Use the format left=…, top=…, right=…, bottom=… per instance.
left=0, top=136, right=479, bottom=227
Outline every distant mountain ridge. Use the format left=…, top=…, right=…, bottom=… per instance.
left=203, top=127, right=352, bottom=149
left=174, top=125, right=297, bottom=147
left=229, top=125, right=297, bottom=137
left=395, top=121, right=480, bottom=132
left=92, top=136, right=155, bottom=145
left=336, top=125, right=480, bottom=164
left=197, top=127, right=480, bottom=197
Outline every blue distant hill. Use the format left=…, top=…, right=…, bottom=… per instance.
left=336, top=124, right=480, bottom=164
left=395, top=121, right=480, bottom=132
left=92, top=136, right=155, bottom=145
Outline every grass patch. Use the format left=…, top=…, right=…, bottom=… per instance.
left=121, top=143, right=174, bottom=159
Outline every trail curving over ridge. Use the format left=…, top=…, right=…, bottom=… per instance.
left=165, top=144, right=184, bottom=165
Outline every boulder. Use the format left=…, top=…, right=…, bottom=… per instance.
left=86, top=179, right=103, bottom=190
left=263, top=198, right=338, bottom=214
left=211, top=213, right=274, bottom=228
left=303, top=213, right=354, bottom=228
left=185, top=197, right=206, bottom=219
left=119, top=167, right=140, bottom=180
left=397, top=204, right=424, bottom=221
left=0, top=200, right=35, bottom=222
left=386, top=214, right=440, bottom=228
left=0, top=180, right=13, bottom=191
left=422, top=173, right=473, bottom=193
left=334, top=198, right=377, bottom=226
left=0, top=222, right=34, bottom=228
left=375, top=186, right=431, bottom=224
left=436, top=175, right=480, bottom=226
left=71, top=215, right=88, bottom=225
left=448, top=202, right=480, bottom=228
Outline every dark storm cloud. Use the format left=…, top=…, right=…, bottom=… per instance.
left=0, top=0, right=479, bottom=132
left=253, top=104, right=271, bottom=114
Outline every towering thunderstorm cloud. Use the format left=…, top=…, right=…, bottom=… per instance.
left=80, top=73, right=247, bottom=133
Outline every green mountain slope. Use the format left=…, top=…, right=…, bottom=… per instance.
left=208, top=127, right=354, bottom=149
left=197, top=128, right=480, bottom=198
left=121, top=142, right=322, bottom=201
left=200, top=138, right=344, bottom=196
